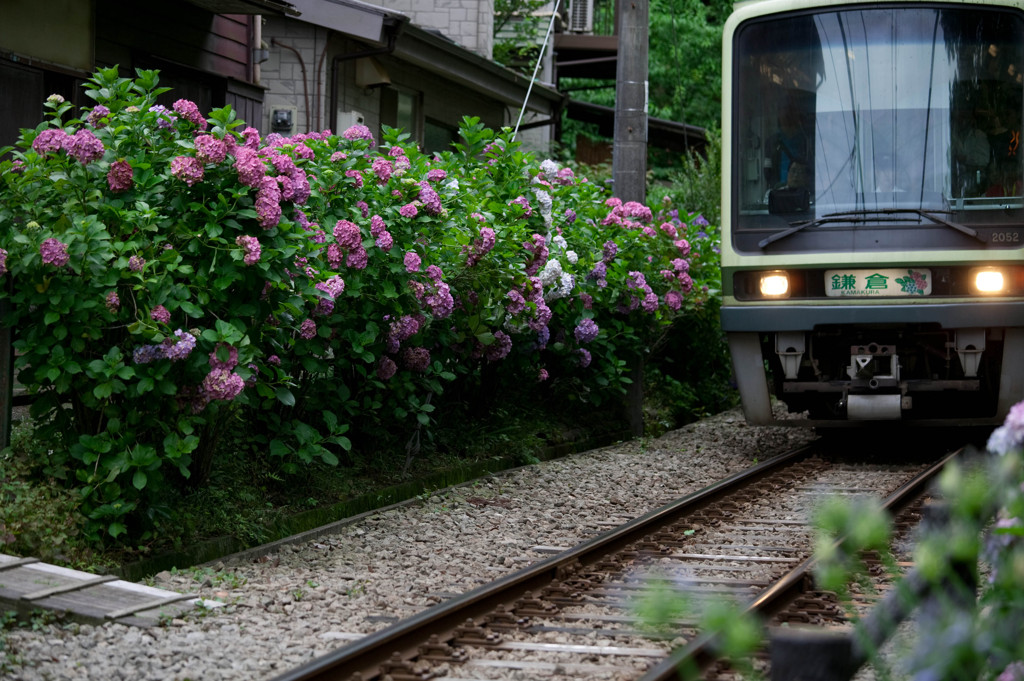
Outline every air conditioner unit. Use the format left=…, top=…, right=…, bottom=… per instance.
left=569, top=0, right=593, bottom=33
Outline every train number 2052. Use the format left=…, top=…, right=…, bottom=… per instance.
left=992, top=231, right=1021, bottom=243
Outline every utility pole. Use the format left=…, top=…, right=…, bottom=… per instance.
left=612, top=0, right=648, bottom=204
left=612, top=0, right=649, bottom=437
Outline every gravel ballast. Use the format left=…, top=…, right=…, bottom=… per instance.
left=4, top=407, right=815, bottom=681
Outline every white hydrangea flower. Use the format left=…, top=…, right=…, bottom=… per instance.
left=539, top=258, right=563, bottom=286
left=552, top=235, right=568, bottom=250
left=540, top=159, right=560, bottom=177
left=566, top=250, right=578, bottom=264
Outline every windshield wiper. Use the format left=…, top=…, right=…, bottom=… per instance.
left=758, top=208, right=984, bottom=249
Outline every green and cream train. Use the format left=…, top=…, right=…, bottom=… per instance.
left=720, top=0, right=1024, bottom=425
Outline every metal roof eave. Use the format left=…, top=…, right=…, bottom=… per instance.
left=392, top=25, right=563, bottom=114
left=183, top=0, right=300, bottom=16
left=288, top=0, right=409, bottom=44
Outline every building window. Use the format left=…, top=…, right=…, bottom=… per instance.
left=381, top=86, right=421, bottom=142
left=424, top=118, right=458, bottom=154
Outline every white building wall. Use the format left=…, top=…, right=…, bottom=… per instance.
left=258, top=16, right=337, bottom=135
left=375, top=0, right=494, bottom=59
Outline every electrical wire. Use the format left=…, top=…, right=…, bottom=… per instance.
left=513, top=0, right=562, bottom=141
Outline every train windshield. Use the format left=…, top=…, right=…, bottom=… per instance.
left=733, top=6, right=1024, bottom=240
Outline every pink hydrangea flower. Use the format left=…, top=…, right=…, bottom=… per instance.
left=203, top=369, right=244, bottom=401
left=194, top=134, right=227, bottom=164
left=40, top=238, right=69, bottom=267
left=403, top=251, right=421, bottom=273
left=236, top=235, right=261, bottom=265
left=234, top=146, right=265, bottom=187
left=372, top=157, right=393, bottom=184
left=299, top=318, right=317, bottom=339
left=342, top=124, right=374, bottom=144
left=107, top=160, right=133, bottom=192
left=172, top=98, right=207, bottom=129
left=256, top=176, right=282, bottom=228
left=0, top=248, right=8, bottom=276
left=151, top=305, right=171, bottom=324
left=171, top=156, right=204, bottom=186
left=344, top=169, right=364, bottom=188
left=399, top=203, right=418, bottom=218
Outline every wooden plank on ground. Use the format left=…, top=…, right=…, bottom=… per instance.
left=0, top=553, right=213, bottom=626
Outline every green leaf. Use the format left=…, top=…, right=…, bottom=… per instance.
left=132, top=470, right=147, bottom=490
left=93, top=382, right=113, bottom=399
left=44, top=311, right=60, bottom=325
left=107, top=522, right=127, bottom=539
left=275, top=387, right=296, bottom=407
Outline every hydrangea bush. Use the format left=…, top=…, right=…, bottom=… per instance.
left=0, top=68, right=719, bottom=541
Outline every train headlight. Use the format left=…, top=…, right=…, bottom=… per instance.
left=972, top=268, right=1006, bottom=294
left=759, top=271, right=790, bottom=298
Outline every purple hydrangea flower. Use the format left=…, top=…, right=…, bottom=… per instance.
left=377, top=356, right=397, bottom=380
left=149, top=105, right=177, bottom=129
left=40, top=238, right=69, bottom=267
left=400, top=346, right=431, bottom=372
left=399, top=203, right=418, bottom=218
left=299, top=318, right=317, bottom=340
left=665, top=290, right=683, bottom=311
left=578, top=348, right=592, bottom=368
left=65, top=129, right=105, bottom=165
left=128, top=255, right=146, bottom=272
left=164, top=330, right=197, bottom=361
left=105, top=290, right=119, bottom=312
left=32, top=128, right=70, bottom=156
left=485, top=330, right=512, bottom=362
left=133, top=344, right=165, bottom=365
left=0, top=248, right=7, bottom=276
left=416, top=181, right=443, bottom=214
left=86, top=105, right=110, bottom=128
left=574, top=318, right=599, bottom=344
left=988, top=400, right=1024, bottom=454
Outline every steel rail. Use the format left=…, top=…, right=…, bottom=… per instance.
left=636, top=447, right=962, bottom=681
left=270, top=444, right=818, bottom=681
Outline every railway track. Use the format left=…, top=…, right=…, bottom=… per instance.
left=270, top=442, right=958, bottom=681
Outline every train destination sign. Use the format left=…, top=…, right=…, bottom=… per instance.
left=824, top=268, right=932, bottom=297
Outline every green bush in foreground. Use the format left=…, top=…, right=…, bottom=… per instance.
left=0, top=67, right=722, bottom=545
